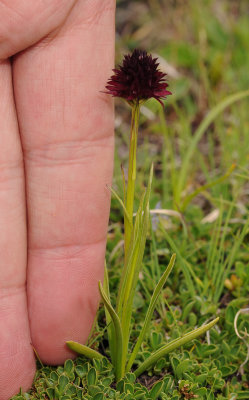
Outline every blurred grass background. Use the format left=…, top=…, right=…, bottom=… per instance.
left=113, top=0, right=249, bottom=214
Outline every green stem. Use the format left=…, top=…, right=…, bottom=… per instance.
left=124, top=102, right=140, bottom=259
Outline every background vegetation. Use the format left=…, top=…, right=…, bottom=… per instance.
left=12, top=0, right=249, bottom=399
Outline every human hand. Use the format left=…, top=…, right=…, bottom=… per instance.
left=0, top=1, right=115, bottom=398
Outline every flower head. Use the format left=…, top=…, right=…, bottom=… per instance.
left=105, top=49, right=171, bottom=106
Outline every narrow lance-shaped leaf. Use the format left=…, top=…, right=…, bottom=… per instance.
left=66, top=341, right=103, bottom=360
left=103, top=262, right=116, bottom=366
left=98, top=281, right=124, bottom=380
left=134, top=317, right=219, bottom=377
left=107, top=184, right=132, bottom=229
left=160, top=221, right=197, bottom=295
left=126, top=253, right=176, bottom=372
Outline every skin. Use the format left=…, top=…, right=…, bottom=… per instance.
left=0, top=1, right=115, bottom=398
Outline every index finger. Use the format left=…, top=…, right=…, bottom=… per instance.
left=13, top=0, right=115, bottom=364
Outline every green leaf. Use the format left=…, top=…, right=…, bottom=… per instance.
left=75, top=365, right=85, bottom=379
left=88, top=385, right=102, bottom=397
left=236, top=391, right=249, bottom=399
left=134, top=317, right=219, bottom=377
left=98, top=281, right=124, bottom=380
left=102, top=377, right=112, bottom=387
left=50, top=371, right=59, bottom=383
left=159, top=223, right=197, bottom=295
left=124, top=372, right=136, bottom=383
left=66, top=341, right=103, bottom=360
left=65, top=385, right=77, bottom=396
left=154, top=357, right=167, bottom=373
left=124, top=382, right=134, bottom=394
left=195, top=373, right=208, bottom=385
left=93, top=393, right=105, bottom=400
left=54, top=386, right=60, bottom=400
left=150, top=331, right=163, bottom=350
left=103, top=261, right=116, bottom=367
left=175, top=360, right=192, bottom=379
left=46, top=388, right=54, bottom=400
left=149, top=381, right=164, bottom=399
left=87, top=367, right=97, bottom=386
left=134, top=389, right=147, bottom=399
left=116, top=379, right=125, bottom=393
left=108, top=184, right=132, bottom=229
left=188, top=312, right=197, bottom=327
left=220, top=365, right=237, bottom=377
left=58, top=375, right=69, bottom=394
left=64, top=359, right=74, bottom=374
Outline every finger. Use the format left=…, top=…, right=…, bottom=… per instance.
left=13, top=0, right=115, bottom=364
left=0, top=60, right=35, bottom=399
left=0, top=0, right=76, bottom=59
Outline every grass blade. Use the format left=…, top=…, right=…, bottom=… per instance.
left=159, top=222, right=198, bottom=295
left=103, top=262, right=116, bottom=367
left=108, top=184, right=132, bottom=229
left=176, top=89, right=249, bottom=205
left=180, top=163, right=236, bottom=212
left=126, top=253, right=176, bottom=372
left=98, top=281, right=124, bottom=380
left=211, top=204, right=234, bottom=302
left=214, top=219, right=249, bottom=303
left=205, top=204, right=223, bottom=287
left=134, top=317, right=219, bottom=377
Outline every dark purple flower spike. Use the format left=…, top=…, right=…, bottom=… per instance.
left=105, top=49, right=171, bottom=106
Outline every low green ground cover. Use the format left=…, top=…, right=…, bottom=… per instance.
left=12, top=1, right=249, bottom=398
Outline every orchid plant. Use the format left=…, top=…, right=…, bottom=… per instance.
left=67, top=49, right=218, bottom=381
